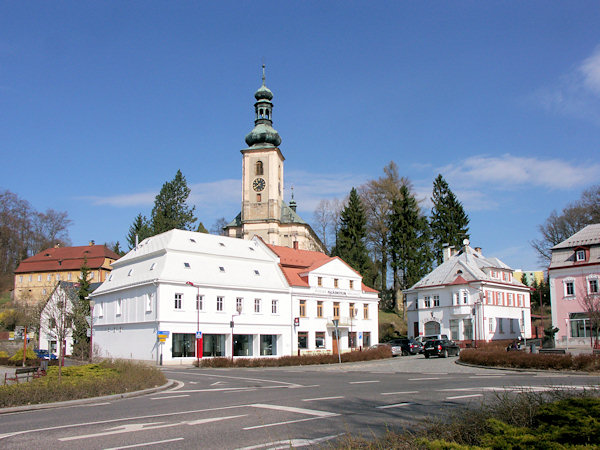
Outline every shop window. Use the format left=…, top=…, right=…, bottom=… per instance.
left=348, top=332, right=357, bottom=348
left=298, top=332, right=308, bottom=349
left=260, top=335, right=277, bottom=355
left=234, top=335, right=253, bottom=356
left=202, top=334, right=225, bottom=357
left=172, top=333, right=196, bottom=358
left=363, top=331, right=371, bottom=347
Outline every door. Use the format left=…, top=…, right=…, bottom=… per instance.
left=332, top=330, right=339, bottom=355
left=413, top=322, right=419, bottom=337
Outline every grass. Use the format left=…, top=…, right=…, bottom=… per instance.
left=336, top=389, right=600, bottom=448
left=379, top=309, right=407, bottom=340
left=197, top=345, right=392, bottom=368
left=459, top=348, right=600, bottom=371
left=0, top=360, right=167, bottom=408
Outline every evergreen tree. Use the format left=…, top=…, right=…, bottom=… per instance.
left=332, top=188, right=374, bottom=286
left=71, top=260, right=91, bottom=359
left=196, top=222, right=208, bottom=233
left=127, top=214, right=152, bottom=250
left=151, top=170, right=197, bottom=234
left=430, top=174, right=470, bottom=265
left=521, top=272, right=529, bottom=287
left=388, top=185, right=433, bottom=309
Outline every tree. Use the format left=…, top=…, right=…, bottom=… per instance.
left=531, top=185, right=600, bottom=265
left=521, top=273, right=529, bottom=287
left=151, top=170, right=197, bottom=234
left=331, top=188, right=374, bottom=286
left=388, top=185, right=434, bottom=309
left=29, top=209, right=72, bottom=255
left=430, top=174, right=470, bottom=266
left=196, top=222, right=208, bottom=233
left=360, top=162, right=410, bottom=292
left=127, top=214, right=152, bottom=249
left=71, top=261, right=92, bottom=359
left=579, top=292, right=600, bottom=349
left=312, top=199, right=342, bottom=254
left=210, top=217, right=229, bottom=236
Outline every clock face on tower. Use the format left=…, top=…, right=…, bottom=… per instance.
left=253, top=178, right=266, bottom=192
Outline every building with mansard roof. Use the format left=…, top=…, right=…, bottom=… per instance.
left=225, top=66, right=325, bottom=252
left=404, top=242, right=531, bottom=345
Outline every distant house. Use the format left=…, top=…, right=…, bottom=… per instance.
left=13, top=243, right=120, bottom=305
left=404, top=243, right=531, bottom=344
left=89, top=229, right=378, bottom=364
left=549, top=224, right=600, bottom=347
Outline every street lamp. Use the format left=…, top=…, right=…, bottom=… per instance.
left=231, top=304, right=243, bottom=362
left=186, top=281, right=201, bottom=367
left=88, top=299, right=95, bottom=362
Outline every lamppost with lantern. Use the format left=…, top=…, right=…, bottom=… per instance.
left=230, top=304, right=242, bottom=361
left=88, top=298, right=95, bottom=362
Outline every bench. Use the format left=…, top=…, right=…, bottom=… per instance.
left=4, top=367, right=42, bottom=385
left=538, top=348, right=566, bottom=354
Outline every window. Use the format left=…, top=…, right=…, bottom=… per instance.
left=197, top=295, right=204, bottom=311
left=116, top=299, right=122, bottom=315
left=298, top=332, right=308, bottom=349
left=489, top=318, right=494, bottom=332
left=589, top=279, right=599, bottom=294
left=254, top=298, right=261, bottom=313
left=255, top=160, right=263, bottom=175
left=498, top=318, right=504, bottom=334
left=97, top=302, right=103, bottom=317
left=256, top=193, right=261, bottom=202
left=299, top=299, right=306, bottom=317
left=433, top=295, right=440, bottom=307
left=219, top=266, right=225, bottom=272
left=42, top=288, right=46, bottom=295
left=254, top=270, right=260, bottom=276
left=67, top=273, right=72, bottom=280
left=576, top=249, right=586, bottom=261
left=363, top=331, right=371, bottom=347
left=127, top=269, right=133, bottom=277
left=234, top=335, right=254, bottom=356
left=317, top=277, right=322, bottom=287
left=19, top=276, right=23, bottom=283
left=363, top=303, right=369, bottom=319
left=349, top=280, right=354, bottom=289
left=317, top=301, right=323, bottom=318
left=172, top=333, right=196, bottom=358
left=174, top=293, right=182, bottom=309
left=424, top=296, right=431, bottom=308
left=510, top=318, right=515, bottom=333
left=565, top=281, right=575, bottom=297
left=271, top=299, right=278, bottom=314
left=454, top=292, right=460, bottom=305
left=28, top=275, right=32, bottom=282
left=462, top=292, right=468, bottom=304
left=190, top=238, right=196, bottom=243
left=260, top=335, right=277, bottom=355
left=184, top=262, right=191, bottom=269
left=334, top=278, right=339, bottom=288
left=217, top=296, right=224, bottom=311
left=236, top=297, right=243, bottom=312
left=219, top=242, right=225, bottom=247
left=349, top=302, right=356, bottom=318
left=508, top=293, right=513, bottom=306
left=348, top=332, right=357, bottom=348
left=37, top=274, right=41, bottom=281
left=56, top=274, right=60, bottom=281
left=90, top=272, right=94, bottom=280
left=449, top=319, right=459, bottom=340
left=146, top=293, right=153, bottom=312
left=315, top=331, right=326, bottom=348
left=333, top=302, right=340, bottom=319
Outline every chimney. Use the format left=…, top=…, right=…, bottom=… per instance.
left=442, top=244, right=455, bottom=262
left=89, top=240, right=95, bottom=246
left=474, top=247, right=482, bottom=255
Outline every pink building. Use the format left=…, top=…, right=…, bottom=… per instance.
left=549, top=224, right=600, bottom=347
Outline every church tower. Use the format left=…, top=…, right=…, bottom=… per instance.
left=225, top=66, right=325, bottom=252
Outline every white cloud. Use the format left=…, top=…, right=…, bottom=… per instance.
left=532, top=45, right=600, bottom=124
left=439, top=154, right=600, bottom=191
left=86, top=192, right=156, bottom=207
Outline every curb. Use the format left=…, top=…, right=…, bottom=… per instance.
left=0, top=379, right=177, bottom=415
left=455, top=359, right=600, bottom=375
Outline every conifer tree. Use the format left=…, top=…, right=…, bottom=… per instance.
left=430, top=174, right=470, bottom=265
left=127, top=214, right=152, bottom=250
left=388, top=185, right=433, bottom=308
left=332, top=188, right=374, bottom=286
left=71, top=259, right=91, bottom=359
left=151, top=170, right=197, bottom=234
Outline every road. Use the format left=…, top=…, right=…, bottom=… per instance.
left=1, top=355, right=598, bottom=449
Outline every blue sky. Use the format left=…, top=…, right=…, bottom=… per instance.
left=1, top=2, right=599, bottom=272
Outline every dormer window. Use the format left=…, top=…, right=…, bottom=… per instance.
left=576, top=249, right=586, bottom=262
left=184, top=262, right=191, bottom=269
left=254, top=270, right=260, bottom=275
left=219, top=266, right=225, bottom=272
left=150, top=263, right=156, bottom=271
left=219, top=242, right=225, bottom=247
left=190, top=238, right=196, bottom=243
left=127, top=269, right=133, bottom=277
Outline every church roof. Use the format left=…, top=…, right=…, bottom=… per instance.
left=226, top=202, right=308, bottom=228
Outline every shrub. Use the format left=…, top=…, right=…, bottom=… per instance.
left=9, top=347, right=38, bottom=363
left=0, top=350, right=9, bottom=357
left=0, top=360, right=167, bottom=408
left=458, top=348, right=600, bottom=371
left=198, top=346, right=392, bottom=368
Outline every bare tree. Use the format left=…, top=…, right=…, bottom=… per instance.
left=210, top=217, right=229, bottom=236
left=29, top=209, right=72, bottom=254
left=579, top=292, right=600, bottom=349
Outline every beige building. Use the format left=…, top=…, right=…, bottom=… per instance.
left=13, top=242, right=120, bottom=305
left=513, top=270, right=545, bottom=285
left=225, top=67, right=325, bottom=252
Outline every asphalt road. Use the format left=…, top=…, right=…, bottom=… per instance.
left=1, top=355, right=598, bottom=449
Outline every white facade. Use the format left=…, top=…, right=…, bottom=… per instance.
left=404, top=245, right=531, bottom=344
left=38, top=282, right=77, bottom=357
left=90, top=229, right=378, bottom=364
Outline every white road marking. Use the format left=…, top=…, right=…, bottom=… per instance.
left=446, top=394, right=483, bottom=400
left=381, top=391, right=419, bottom=395
left=349, top=380, right=379, bottom=384
left=408, top=377, right=440, bottom=381
left=251, top=403, right=337, bottom=417
left=302, top=396, right=344, bottom=402
left=423, top=372, right=448, bottom=375
left=105, top=437, right=185, bottom=449
left=191, top=373, right=303, bottom=387
left=237, top=433, right=343, bottom=449
left=243, top=416, right=324, bottom=430
left=468, top=375, right=504, bottom=378
left=211, top=381, right=227, bottom=386
left=150, top=394, right=189, bottom=400
left=376, top=402, right=413, bottom=409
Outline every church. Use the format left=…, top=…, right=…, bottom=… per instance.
left=225, top=67, right=325, bottom=252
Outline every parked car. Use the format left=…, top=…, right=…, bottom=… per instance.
left=423, top=339, right=460, bottom=358
left=380, top=340, right=404, bottom=356
left=387, top=338, right=422, bottom=355
left=34, top=349, right=58, bottom=360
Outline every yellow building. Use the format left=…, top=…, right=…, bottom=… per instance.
left=13, top=242, right=120, bottom=305
left=513, top=270, right=545, bottom=285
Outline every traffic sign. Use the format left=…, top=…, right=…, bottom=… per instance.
left=196, top=331, right=203, bottom=339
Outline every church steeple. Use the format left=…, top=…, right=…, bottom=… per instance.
left=245, top=64, right=282, bottom=148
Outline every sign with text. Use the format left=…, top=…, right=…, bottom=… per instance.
left=157, top=330, right=170, bottom=342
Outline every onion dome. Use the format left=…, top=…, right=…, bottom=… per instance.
left=244, top=64, right=282, bottom=148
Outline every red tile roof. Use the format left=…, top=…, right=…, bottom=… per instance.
left=14, top=245, right=120, bottom=274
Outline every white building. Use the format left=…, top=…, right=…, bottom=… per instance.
left=404, top=243, right=531, bottom=344
left=89, top=229, right=378, bottom=364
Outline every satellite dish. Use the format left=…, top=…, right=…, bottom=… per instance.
left=463, top=238, right=470, bottom=246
